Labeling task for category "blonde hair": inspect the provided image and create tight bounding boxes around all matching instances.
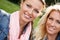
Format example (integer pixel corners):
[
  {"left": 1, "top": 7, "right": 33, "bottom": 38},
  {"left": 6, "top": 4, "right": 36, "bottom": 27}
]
[
  {"left": 21, "top": 0, "right": 46, "bottom": 8},
  {"left": 33, "top": 4, "right": 60, "bottom": 40},
  {"left": 20, "top": 0, "right": 46, "bottom": 17}
]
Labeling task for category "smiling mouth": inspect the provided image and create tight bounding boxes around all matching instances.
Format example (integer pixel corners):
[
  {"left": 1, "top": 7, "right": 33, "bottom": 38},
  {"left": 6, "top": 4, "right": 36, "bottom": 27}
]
[
  {"left": 24, "top": 13, "right": 31, "bottom": 19},
  {"left": 48, "top": 27, "right": 55, "bottom": 31}
]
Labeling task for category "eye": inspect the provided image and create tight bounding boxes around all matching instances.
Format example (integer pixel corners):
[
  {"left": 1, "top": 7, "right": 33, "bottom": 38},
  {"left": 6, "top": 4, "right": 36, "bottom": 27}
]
[
  {"left": 48, "top": 17, "right": 53, "bottom": 20},
  {"left": 34, "top": 9, "right": 39, "bottom": 13},
  {"left": 56, "top": 20, "right": 60, "bottom": 24},
  {"left": 26, "top": 4, "right": 31, "bottom": 8}
]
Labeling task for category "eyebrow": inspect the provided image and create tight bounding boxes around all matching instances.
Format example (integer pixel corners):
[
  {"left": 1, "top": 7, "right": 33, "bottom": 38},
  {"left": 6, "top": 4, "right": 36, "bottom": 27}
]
[{"left": 39, "top": 0, "right": 44, "bottom": 5}]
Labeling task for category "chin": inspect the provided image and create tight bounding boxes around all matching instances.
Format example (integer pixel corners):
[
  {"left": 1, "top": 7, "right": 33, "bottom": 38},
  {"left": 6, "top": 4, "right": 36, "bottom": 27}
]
[
  {"left": 48, "top": 32, "right": 54, "bottom": 35},
  {"left": 22, "top": 17, "right": 31, "bottom": 22},
  {"left": 47, "top": 31, "right": 55, "bottom": 35}
]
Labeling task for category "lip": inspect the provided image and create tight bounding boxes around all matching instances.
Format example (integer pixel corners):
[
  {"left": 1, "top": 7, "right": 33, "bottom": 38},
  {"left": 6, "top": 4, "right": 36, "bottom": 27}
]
[
  {"left": 48, "top": 27, "right": 55, "bottom": 31},
  {"left": 24, "top": 13, "right": 31, "bottom": 19}
]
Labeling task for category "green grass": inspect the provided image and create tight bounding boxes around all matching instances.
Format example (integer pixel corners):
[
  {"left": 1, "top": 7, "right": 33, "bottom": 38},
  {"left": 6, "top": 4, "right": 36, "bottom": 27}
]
[
  {"left": 0, "top": 0, "right": 19, "bottom": 13},
  {"left": 33, "top": 17, "right": 40, "bottom": 28}
]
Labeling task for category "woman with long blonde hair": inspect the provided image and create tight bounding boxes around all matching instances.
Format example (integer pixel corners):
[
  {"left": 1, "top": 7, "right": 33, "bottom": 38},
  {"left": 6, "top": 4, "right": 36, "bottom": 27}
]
[{"left": 33, "top": 4, "right": 60, "bottom": 40}]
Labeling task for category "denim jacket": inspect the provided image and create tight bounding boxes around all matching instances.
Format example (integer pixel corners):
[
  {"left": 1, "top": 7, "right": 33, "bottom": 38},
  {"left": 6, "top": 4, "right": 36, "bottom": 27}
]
[
  {"left": 0, "top": 9, "right": 10, "bottom": 40},
  {"left": 45, "top": 33, "right": 60, "bottom": 40}
]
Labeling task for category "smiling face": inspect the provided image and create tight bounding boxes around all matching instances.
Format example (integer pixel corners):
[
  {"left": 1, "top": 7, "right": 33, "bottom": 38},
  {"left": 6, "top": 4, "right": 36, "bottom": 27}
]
[
  {"left": 46, "top": 10, "right": 60, "bottom": 35},
  {"left": 20, "top": 0, "right": 44, "bottom": 23}
]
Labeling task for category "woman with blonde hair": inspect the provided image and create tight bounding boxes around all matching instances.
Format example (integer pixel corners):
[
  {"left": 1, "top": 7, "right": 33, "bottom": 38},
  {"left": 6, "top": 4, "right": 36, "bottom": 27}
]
[
  {"left": 33, "top": 4, "right": 60, "bottom": 40},
  {"left": 9, "top": 0, "right": 46, "bottom": 40}
]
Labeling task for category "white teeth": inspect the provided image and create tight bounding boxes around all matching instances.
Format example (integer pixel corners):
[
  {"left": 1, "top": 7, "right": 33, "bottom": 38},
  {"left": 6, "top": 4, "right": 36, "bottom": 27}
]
[
  {"left": 24, "top": 14, "right": 30, "bottom": 19},
  {"left": 50, "top": 28, "right": 53, "bottom": 30},
  {"left": 49, "top": 28, "right": 54, "bottom": 31}
]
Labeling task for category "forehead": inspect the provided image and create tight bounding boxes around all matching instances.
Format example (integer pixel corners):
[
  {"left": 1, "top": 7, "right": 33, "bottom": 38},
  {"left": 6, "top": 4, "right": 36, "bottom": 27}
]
[
  {"left": 49, "top": 10, "right": 60, "bottom": 20},
  {"left": 25, "top": 0, "right": 43, "bottom": 10}
]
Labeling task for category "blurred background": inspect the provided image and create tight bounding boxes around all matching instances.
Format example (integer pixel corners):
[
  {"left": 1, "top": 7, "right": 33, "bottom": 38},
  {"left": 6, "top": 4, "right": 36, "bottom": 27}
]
[
  {"left": 0, "top": 0, "right": 60, "bottom": 27},
  {"left": 0, "top": 0, "right": 60, "bottom": 13}
]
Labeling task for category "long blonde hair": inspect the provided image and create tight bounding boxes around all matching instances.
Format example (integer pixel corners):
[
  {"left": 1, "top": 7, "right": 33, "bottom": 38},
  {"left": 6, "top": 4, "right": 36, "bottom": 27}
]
[{"left": 33, "top": 4, "right": 60, "bottom": 40}]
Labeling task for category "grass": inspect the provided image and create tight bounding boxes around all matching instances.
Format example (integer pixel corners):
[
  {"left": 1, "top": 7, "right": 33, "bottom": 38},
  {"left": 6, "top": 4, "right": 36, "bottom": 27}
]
[
  {"left": 0, "top": 0, "right": 19, "bottom": 13},
  {"left": 33, "top": 17, "right": 40, "bottom": 28}
]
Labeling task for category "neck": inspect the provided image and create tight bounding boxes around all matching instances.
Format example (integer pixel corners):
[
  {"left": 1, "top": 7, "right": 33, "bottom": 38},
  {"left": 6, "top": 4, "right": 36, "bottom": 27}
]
[
  {"left": 19, "top": 11, "right": 28, "bottom": 38},
  {"left": 47, "top": 33, "right": 57, "bottom": 40},
  {"left": 20, "top": 18, "right": 27, "bottom": 28}
]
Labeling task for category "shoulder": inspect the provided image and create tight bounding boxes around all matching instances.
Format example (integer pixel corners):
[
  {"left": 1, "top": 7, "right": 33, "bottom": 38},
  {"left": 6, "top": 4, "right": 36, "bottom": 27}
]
[
  {"left": 10, "top": 11, "right": 19, "bottom": 21},
  {"left": 0, "top": 9, "right": 10, "bottom": 21},
  {"left": 0, "top": 9, "right": 10, "bottom": 26},
  {"left": 0, "top": 9, "right": 10, "bottom": 16},
  {"left": 57, "top": 33, "right": 60, "bottom": 40},
  {"left": 11, "top": 11, "right": 19, "bottom": 16},
  {"left": 0, "top": 9, "right": 10, "bottom": 40}
]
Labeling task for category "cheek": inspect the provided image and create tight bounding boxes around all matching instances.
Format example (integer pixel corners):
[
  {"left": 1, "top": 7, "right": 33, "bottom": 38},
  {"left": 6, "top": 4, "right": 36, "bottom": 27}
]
[
  {"left": 46, "top": 22, "right": 48, "bottom": 29},
  {"left": 46, "top": 19, "right": 52, "bottom": 26},
  {"left": 22, "top": 4, "right": 28, "bottom": 11},
  {"left": 33, "top": 13, "right": 41, "bottom": 18},
  {"left": 22, "top": 7, "right": 27, "bottom": 11},
  {"left": 46, "top": 20, "right": 50, "bottom": 26},
  {"left": 32, "top": 14, "right": 36, "bottom": 20},
  {"left": 32, "top": 14, "right": 38, "bottom": 19},
  {"left": 46, "top": 20, "right": 51, "bottom": 29},
  {"left": 56, "top": 25, "right": 60, "bottom": 32}
]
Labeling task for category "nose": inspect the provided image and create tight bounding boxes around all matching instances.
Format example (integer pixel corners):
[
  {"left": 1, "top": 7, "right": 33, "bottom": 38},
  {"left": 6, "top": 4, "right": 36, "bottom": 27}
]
[
  {"left": 51, "top": 21, "right": 55, "bottom": 27},
  {"left": 29, "top": 8, "right": 33, "bottom": 15}
]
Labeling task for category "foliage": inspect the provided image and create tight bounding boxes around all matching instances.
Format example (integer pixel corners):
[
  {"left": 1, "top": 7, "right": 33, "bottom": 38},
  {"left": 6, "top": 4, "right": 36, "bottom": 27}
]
[
  {"left": 8, "top": 0, "right": 21, "bottom": 5},
  {"left": 45, "top": 0, "right": 60, "bottom": 6}
]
